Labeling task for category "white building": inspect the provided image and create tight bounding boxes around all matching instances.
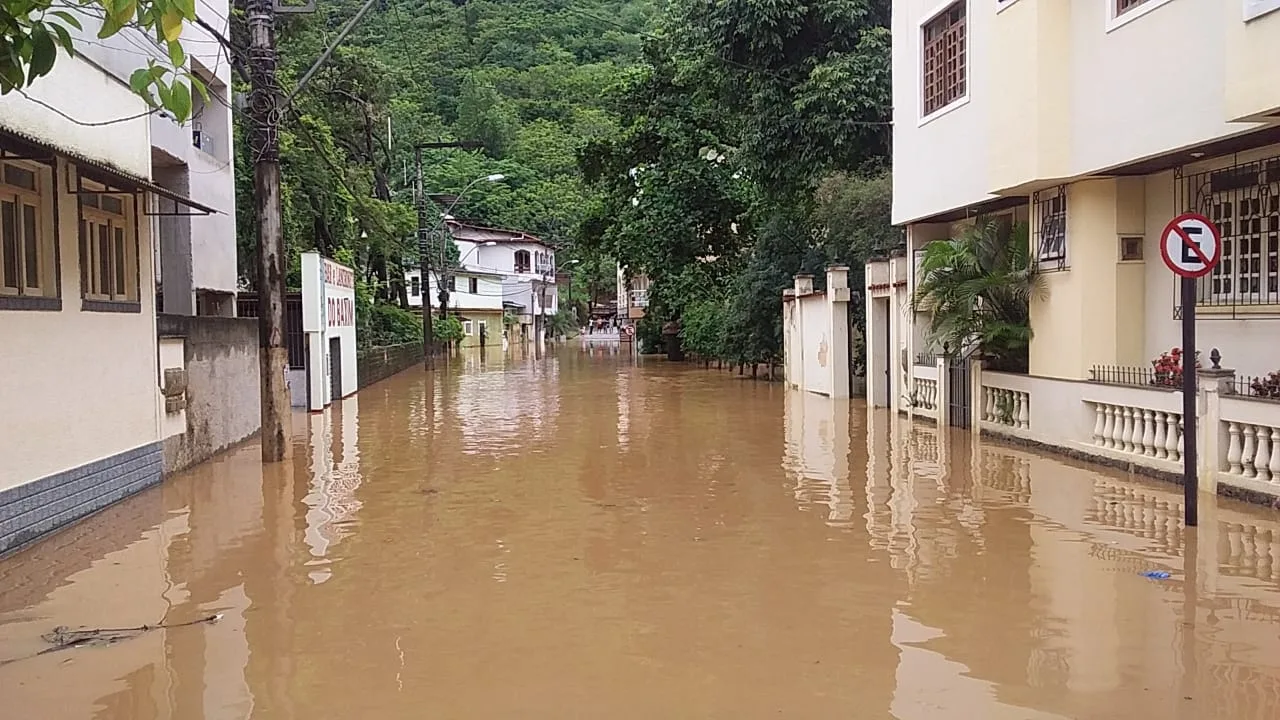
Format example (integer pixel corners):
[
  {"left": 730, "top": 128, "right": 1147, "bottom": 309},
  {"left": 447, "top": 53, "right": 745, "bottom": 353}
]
[
  {"left": 72, "top": 1, "right": 237, "bottom": 316},
  {"left": 874, "top": 0, "right": 1280, "bottom": 502},
  {"left": 405, "top": 221, "right": 558, "bottom": 344},
  {"left": 0, "top": 12, "right": 226, "bottom": 554}
]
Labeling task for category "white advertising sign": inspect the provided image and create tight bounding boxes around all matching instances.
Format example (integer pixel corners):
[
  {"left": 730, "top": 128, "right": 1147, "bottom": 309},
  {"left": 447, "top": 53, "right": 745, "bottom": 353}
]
[{"left": 301, "top": 252, "right": 359, "bottom": 411}]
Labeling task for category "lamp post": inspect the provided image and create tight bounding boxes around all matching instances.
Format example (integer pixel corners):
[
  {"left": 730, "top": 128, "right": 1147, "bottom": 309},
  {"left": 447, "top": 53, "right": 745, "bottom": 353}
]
[
  {"left": 437, "top": 174, "right": 505, "bottom": 321},
  {"left": 565, "top": 258, "right": 580, "bottom": 327}
]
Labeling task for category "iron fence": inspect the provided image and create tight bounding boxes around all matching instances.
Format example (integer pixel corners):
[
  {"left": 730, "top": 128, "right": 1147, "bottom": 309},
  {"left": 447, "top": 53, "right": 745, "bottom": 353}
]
[
  {"left": 1230, "top": 374, "right": 1280, "bottom": 401},
  {"left": 1088, "top": 364, "right": 1171, "bottom": 388},
  {"left": 236, "top": 292, "right": 306, "bottom": 369},
  {"left": 915, "top": 352, "right": 941, "bottom": 366}
]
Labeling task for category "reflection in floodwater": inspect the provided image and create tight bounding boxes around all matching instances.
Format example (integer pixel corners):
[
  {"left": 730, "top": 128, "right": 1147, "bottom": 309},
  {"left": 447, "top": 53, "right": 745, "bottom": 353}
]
[{"left": 3, "top": 349, "right": 1280, "bottom": 717}]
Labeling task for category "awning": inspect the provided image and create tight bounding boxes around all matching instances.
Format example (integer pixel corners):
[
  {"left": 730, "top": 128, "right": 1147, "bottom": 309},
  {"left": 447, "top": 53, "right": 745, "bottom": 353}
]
[{"left": 0, "top": 125, "right": 220, "bottom": 216}]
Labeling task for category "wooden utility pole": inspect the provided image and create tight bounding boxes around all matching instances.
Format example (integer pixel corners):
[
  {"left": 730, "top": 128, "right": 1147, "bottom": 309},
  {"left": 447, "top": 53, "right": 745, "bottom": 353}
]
[{"left": 249, "top": 0, "right": 291, "bottom": 461}]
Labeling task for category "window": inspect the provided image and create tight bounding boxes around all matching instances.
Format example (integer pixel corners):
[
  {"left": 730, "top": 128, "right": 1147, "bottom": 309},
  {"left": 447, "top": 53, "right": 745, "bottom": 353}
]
[
  {"left": 463, "top": 320, "right": 474, "bottom": 335},
  {"left": 469, "top": 277, "right": 478, "bottom": 294},
  {"left": 1115, "top": 0, "right": 1150, "bottom": 16},
  {"left": 514, "top": 249, "right": 531, "bottom": 273},
  {"left": 1033, "top": 186, "right": 1068, "bottom": 269},
  {"left": 78, "top": 183, "right": 138, "bottom": 306},
  {"left": 1245, "top": 0, "right": 1280, "bottom": 22},
  {"left": 478, "top": 320, "right": 487, "bottom": 336},
  {"left": 1120, "top": 236, "right": 1144, "bottom": 262},
  {"left": 1178, "top": 155, "right": 1280, "bottom": 309},
  {"left": 922, "top": 2, "right": 966, "bottom": 117},
  {"left": 411, "top": 276, "right": 420, "bottom": 297},
  {"left": 0, "top": 160, "right": 57, "bottom": 307},
  {"left": 453, "top": 275, "right": 462, "bottom": 292}
]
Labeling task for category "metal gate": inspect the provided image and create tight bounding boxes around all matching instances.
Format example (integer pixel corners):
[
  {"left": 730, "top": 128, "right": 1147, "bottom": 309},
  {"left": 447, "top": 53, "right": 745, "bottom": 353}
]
[{"left": 948, "top": 356, "right": 972, "bottom": 428}]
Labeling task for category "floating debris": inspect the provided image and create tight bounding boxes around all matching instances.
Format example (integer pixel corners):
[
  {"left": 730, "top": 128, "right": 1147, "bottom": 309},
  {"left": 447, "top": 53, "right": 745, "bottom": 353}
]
[{"left": 1141, "top": 571, "right": 1172, "bottom": 580}]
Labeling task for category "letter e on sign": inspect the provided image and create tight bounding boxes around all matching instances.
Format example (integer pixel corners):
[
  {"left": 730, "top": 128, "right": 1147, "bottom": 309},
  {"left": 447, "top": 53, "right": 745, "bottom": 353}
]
[{"left": 1160, "top": 213, "right": 1222, "bottom": 279}]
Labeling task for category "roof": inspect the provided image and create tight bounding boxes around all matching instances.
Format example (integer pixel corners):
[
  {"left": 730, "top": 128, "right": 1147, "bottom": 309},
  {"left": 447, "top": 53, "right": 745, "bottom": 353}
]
[
  {"left": 0, "top": 124, "right": 219, "bottom": 215},
  {"left": 446, "top": 220, "right": 554, "bottom": 248}
]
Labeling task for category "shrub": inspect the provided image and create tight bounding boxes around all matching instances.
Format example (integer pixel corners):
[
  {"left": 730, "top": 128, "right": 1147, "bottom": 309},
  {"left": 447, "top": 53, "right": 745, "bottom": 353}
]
[
  {"left": 1251, "top": 371, "right": 1280, "bottom": 399},
  {"left": 1150, "top": 347, "right": 1200, "bottom": 388}
]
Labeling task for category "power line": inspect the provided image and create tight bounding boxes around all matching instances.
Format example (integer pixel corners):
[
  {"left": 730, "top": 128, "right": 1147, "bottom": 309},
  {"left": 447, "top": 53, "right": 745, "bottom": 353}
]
[{"left": 16, "top": 89, "right": 158, "bottom": 126}]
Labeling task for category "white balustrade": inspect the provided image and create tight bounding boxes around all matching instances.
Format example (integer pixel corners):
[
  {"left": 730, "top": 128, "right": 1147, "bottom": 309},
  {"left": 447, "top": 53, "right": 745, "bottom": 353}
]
[
  {"left": 980, "top": 386, "right": 1030, "bottom": 430},
  {"left": 1223, "top": 421, "right": 1280, "bottom": 485},
  {"left": 1090, "top": 402, "right": 1182, "bottom": 461},
  {"left": 912, "top": 377, "right": 939, "bottom": 411}
]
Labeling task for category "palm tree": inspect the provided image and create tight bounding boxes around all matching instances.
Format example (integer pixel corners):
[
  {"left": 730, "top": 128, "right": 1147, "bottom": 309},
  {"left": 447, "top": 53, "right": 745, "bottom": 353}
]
[{"left": 913, "top": 218, "right": 1041, "bottom": 372}]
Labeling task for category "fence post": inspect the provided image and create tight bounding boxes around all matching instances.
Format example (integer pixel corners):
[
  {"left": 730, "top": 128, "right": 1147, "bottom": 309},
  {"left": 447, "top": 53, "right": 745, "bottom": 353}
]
[
  {"left": 1198, "top": 352, "right": 1235, "bottom": 495},
  {"left": 970, "top": 358, "right": 984, "bottom": 432},
  {"left": 936, "top": 357, "right": 949, "bottom": 426}
]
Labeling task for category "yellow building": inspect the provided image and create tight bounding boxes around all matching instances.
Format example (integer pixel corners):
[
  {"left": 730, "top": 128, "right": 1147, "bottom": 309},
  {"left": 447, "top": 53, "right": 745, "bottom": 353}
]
[{"left": 874, "top": 0, "right": 1280, "bottom": 501}]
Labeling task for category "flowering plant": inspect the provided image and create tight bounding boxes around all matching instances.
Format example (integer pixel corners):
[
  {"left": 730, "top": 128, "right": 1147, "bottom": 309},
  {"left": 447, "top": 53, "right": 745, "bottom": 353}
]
[
  {"left": 1151, "top": 347, "right": 1200, "bottom": 388},
  {"left": 1251, "top": 371, "right": 1280, "bottom": 399}
]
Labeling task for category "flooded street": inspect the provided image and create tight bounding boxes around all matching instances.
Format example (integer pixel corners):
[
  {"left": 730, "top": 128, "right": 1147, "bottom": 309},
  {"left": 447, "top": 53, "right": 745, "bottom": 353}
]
[{"left": 4, "top": 347, "right": 1280, "bottom": 718}]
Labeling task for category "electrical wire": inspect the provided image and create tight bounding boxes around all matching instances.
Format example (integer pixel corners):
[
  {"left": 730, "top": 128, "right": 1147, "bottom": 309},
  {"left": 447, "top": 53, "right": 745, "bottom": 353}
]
[{"left": 16, "top": 88, "right": 159, "bottom": 126}]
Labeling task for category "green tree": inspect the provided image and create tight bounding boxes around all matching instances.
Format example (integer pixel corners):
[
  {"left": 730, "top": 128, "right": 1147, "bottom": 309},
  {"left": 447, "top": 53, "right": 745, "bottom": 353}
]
[
  {"left": 913, "top": 220, "right": 1042, "bottom": 373},
  {"left": 2, "top": 0, "right": 208, "bottom": 121}
]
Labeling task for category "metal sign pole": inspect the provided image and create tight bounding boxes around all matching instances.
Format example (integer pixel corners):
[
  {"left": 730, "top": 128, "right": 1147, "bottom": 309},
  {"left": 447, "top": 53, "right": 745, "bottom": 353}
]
[
  {"left": 1181, "top": 276, "right": 1198, "bottom": 527},
  {"left": 1162, "top": 212, "right": 1220, "bottom": 529}
]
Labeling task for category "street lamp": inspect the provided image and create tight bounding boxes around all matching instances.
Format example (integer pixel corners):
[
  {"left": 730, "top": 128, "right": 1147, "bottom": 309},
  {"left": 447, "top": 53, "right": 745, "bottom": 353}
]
[
  {"left": 435, "top": 174, "right": 506, "bottom": 321},
  {"left": 564, "top": 258, "right": 581, "bottom": 326}
]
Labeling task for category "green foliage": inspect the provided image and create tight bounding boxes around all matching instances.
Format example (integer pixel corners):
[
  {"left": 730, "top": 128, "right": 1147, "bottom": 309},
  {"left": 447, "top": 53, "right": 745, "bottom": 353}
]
[
  {"left": 237, "top": 0, "right": 647, "bottom": 308},
  {"left": 364, "top": 302, "right": 424, "bottom": 348},
  {"left": 547, "top": 309, "right": 578, "bottom": 338},
  {"left": 580, "top": 0, "right": 893, "bottom": 368},
  {"left": 1, "top": 0, "right": 205, "bottom": 121},
  {"left": 913, "top": 219, "right": 1041, "bottom": 373},
  {"left": 433, "top": 315, "right": 465, "bottom": 345}
]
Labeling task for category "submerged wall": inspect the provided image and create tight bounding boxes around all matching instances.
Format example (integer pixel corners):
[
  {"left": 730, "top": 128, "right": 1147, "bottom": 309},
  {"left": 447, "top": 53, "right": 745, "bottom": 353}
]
[
  {"left": 157, "top": 314, "right": 260, "bottom": 473},
  {"left": 357, "top": 343, "right": 422, "bottom": 389}
]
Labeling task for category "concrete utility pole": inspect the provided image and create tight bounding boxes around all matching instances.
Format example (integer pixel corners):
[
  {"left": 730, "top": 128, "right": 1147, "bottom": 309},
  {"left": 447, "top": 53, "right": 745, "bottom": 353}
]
[
  {"left": 414, "top": 142, "right": 484, "bottom": 366},
  {"left": 248, "top": 0, "right": 291, "bottom": 462},
  {"left": 414, "top": 147, "right": 435, "bottom": 369}
]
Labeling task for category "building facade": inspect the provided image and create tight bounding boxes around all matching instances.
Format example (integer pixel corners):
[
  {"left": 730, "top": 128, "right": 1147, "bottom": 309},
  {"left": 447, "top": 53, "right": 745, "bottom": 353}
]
[
  {"left": 878, "top": 0, "right": 1280, "bottom": 502},
  {"left": 406, "top": 221, "right": 559, "bottom": 345},
  {"left": 616, "top": 264, "right": 648, "bottom": 339},
  {"left": 0, "top": 16, "right": 220, "bottom": 554}
]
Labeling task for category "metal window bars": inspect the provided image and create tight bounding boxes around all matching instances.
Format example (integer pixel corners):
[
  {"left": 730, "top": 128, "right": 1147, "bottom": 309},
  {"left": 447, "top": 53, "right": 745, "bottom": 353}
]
[
  {"left": 1033, "top": 186, "right": 1068, "bottom": 271},
  {"left": 1173, "top": 157, "right": 1280, "bottom": 319}
]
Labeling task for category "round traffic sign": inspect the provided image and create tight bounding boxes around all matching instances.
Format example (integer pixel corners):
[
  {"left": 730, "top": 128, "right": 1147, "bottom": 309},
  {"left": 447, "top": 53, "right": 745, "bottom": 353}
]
[
  {"left": 1160, "top": 213, "right": 1221, "bottom": 278},
  {"left": 624, "top": 324, "right": 635, "bottom": 336}
]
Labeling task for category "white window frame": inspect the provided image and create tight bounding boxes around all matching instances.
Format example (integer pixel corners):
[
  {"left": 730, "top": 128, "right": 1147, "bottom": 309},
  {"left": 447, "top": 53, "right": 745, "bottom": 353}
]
[
  {"left": 1245, "top": 0, "right": 1280, "bottom": 22},
  {"left": 463, "top": 320, "right": 474, "bottom": 336},
  {"left": 78, "top": 183, "right": 138, "bottom": 305},
  {"left": 1106, "top": 0, "right": 1177, "bottom": 33},
  {"left": 478, "top": 320, "right": 487, "bottom": 336},
  {"left": 918, "top": 0, "right": 969, "bottom": 126},
  {"left": 410, "top": 275, "right": 420, "bottom": 297},
  {"left": 0, "top": 159, "right": 57, "bottom": 302}
]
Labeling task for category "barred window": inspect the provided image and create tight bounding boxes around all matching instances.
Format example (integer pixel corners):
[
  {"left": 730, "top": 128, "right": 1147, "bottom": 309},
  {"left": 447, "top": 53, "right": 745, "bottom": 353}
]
[
  {"left": 922, "top": 3, "right": 966, "bottom": 117},
  {"left": 1116, "top": 0, "right": 1151, "bottom": 16},
  {"left": 1034, "top": 187, "right": 1068, "bottom": 269}
]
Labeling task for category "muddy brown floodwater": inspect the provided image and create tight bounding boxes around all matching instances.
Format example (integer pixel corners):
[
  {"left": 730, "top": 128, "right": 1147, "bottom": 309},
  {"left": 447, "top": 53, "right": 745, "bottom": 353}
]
[{"left": 4, "top": 347, "right": 1280, "bottom": 718}]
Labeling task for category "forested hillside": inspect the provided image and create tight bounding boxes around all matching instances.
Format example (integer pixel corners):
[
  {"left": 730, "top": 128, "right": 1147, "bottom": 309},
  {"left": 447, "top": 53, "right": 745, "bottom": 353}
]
[
  {"left": 234, "top": 0, "right": 899, "bottom": 359},
  {"left": 234, "top": 0, "right": 654, "bottom": 338}
]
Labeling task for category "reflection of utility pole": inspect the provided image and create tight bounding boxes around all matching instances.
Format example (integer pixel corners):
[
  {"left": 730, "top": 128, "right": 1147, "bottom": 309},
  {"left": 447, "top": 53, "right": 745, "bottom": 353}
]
[{"left": 248, "top": 0, "right": 290, "bottom": 462}]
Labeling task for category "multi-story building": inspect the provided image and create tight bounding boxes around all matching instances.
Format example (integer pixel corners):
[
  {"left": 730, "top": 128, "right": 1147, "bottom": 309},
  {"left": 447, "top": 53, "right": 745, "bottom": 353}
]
[
  {"left": 616, "top": 264, "right": 649, "bottom": 338},
  {"left": 0, "top": 11, "right": 229, "bottom": 554},
  {"left": 870, "top": 0, "right": 1280, "bottom": 500},
  {"left": 406, "top": 221, "right": 558, "bottom": 345}
]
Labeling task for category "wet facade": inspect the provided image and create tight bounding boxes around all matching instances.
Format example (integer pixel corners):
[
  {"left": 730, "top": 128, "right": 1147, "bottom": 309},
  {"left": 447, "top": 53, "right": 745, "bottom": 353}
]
[{"left": 3, "top": 349, "right": 1280, "bottom": 717}]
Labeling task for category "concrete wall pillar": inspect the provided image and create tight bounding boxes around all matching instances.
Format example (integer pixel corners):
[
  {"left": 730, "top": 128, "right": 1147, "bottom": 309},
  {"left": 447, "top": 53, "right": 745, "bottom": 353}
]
[
  {"left": 156, "top": 165, "right": 194, "bottom": 316},
  {"left": 1198, "top": 361, "right": 1235, "bottom": 495},
  {"left": 827, "top": 266, "right": 851, "bottom": 399}
]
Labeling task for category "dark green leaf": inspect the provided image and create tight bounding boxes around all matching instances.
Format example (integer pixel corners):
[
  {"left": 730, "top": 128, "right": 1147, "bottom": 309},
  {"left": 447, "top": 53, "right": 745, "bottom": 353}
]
[{"left": 28, "top": 26, "right": 55, "bottom": 80}]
